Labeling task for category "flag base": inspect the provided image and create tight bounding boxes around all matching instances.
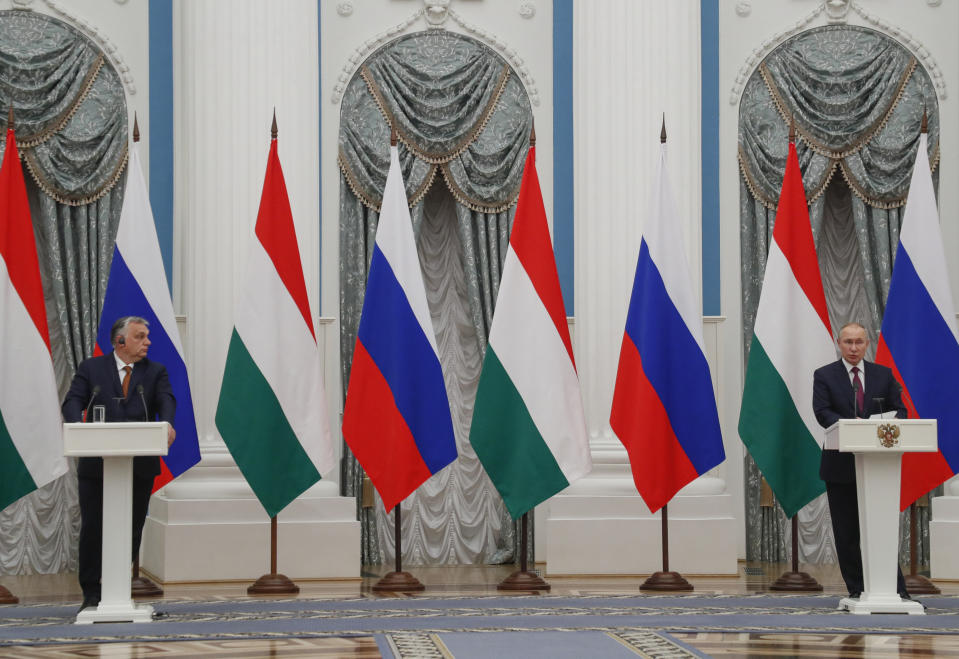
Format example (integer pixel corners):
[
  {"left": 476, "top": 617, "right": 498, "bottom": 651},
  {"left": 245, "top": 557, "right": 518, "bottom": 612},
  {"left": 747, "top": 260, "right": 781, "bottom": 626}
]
[
  {"left": 371, "top": 571, "right": 425, "bottom": 592},
  {"left": 769, "top": 570, "right": 823, "bottom": 591},
  {"left": 905, "top": 573, "right": 941, "bottom": 594},
  {"left": 0, "top": 585, "right": 17, "bottom": 604},
  {"left": 497, "top": 570, "right": 551, "bottom": 591},
  {"left": 640, "top": 571, "right": 693, "bottom": 591},
  {"left": 131, "top": 575, "right": 163, "bottom": 598},
  {"left": 247, "top": 573, "right": 300, "bottom": 595}
]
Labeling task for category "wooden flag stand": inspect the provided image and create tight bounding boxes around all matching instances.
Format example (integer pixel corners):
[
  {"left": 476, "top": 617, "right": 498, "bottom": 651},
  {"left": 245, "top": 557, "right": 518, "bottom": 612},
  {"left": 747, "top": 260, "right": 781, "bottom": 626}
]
[
  {"left": 769, "top": 516, "right": 823, "bottom": 591},
  {"left": 372, "top": 504, "right": 425, "bottom": 592},
  {"left": 641, "top": 504, "right": 693, "bottom": 591},
  {"left": 904, "top": 501, "right": 940, "bottom": 594},
  {"left": 131, "top": 557, "right": 163, "bottom": 598},
  {"left": 248, "top": 516, "right": 300, "bottom": 595},
  {"left": 498, "top": 512, "right": 550, "bottom": 591},
  {"left": 0, "top": 584, "right": 17, "bottom": 604}
]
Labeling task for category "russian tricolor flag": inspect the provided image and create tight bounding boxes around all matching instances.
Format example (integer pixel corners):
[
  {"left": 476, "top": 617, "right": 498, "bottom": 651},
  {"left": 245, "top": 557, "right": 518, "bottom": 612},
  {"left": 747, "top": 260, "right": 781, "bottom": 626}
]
[
  {"left": 95, "top": 140, "right": 201, "bottom": 491},
  {"left": 876, "top": 129, "right": 959, "bottom": 510},
  {"left": 342, "top": 142, "right": 457, "bottom": 513},
  {"left": 610, "top": 137, "right": 725, "bottom": 513}
]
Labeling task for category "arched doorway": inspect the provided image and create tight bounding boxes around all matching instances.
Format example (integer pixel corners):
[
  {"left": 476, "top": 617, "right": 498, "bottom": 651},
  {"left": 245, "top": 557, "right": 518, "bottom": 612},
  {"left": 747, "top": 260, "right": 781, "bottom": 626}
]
[
  {"left": 337, "top": 30, "right": 533, "bottom": 565},
  {"left": 738, "top": 24, "right": 940, "bottom": 566}
]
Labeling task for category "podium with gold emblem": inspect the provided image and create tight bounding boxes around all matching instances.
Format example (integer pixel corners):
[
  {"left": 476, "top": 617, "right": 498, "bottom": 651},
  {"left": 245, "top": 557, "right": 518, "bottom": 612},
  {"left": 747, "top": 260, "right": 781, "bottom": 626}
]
[{"left": 825, "top": 418, "right": 937, "bottom": 615}]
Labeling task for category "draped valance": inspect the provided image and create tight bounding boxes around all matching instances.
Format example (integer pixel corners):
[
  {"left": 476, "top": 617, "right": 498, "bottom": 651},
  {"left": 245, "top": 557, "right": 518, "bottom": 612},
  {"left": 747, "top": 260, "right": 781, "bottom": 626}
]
[
  {"left": 0, "top": 10, "right": 128, "bottom": 206},
  {"left": 739, "top": 25, "right": 939, "bottom": 211},
  {"left": 338, "top": 31, "right": 532, "bottom": 214}
]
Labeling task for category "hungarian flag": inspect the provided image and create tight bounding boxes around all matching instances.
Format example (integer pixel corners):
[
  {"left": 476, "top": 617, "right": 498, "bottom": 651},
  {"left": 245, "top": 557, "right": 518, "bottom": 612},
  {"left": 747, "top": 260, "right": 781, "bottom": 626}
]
[
  {"left": 469, "top": 145, "right": 591, "bottom": 519},
  {"left": 95, "top": 138, "right": 201, "bottom": 492},
  {"left": 610, "top": 139, "right": 725, "bottom": 513},
  {"left": 0, "top": 123, "right": 68, "bottom": 511},
  {"left": 342, "top": 141, "right": 457, "bottom": 513},
  {"left": 738, "top": 139, "right": 833, "bottom": 518},
  {"left": 215, "top": 127, "right": 334, "bottom": 518},
  {"left": 876, "top": 130, "right": 959, "bottom": 510}
]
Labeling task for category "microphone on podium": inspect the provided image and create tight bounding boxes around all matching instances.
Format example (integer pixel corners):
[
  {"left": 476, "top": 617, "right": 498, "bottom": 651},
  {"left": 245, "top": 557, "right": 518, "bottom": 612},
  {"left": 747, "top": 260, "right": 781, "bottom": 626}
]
[{"left": 84, "top": 385, "right": 101, "bottom": 422}]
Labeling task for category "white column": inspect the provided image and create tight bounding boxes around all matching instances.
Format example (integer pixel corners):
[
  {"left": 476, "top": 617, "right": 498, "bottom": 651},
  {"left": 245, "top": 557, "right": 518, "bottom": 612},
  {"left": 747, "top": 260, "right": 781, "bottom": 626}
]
[
  {"left": 546, "top": 0, "right": 735, "bottom": 575},
  {"left": 931, "top": 475, "right": 959, "bottom": 578},
  {"left": 142, "top": 0, "right": 359, "bottom": 582}
]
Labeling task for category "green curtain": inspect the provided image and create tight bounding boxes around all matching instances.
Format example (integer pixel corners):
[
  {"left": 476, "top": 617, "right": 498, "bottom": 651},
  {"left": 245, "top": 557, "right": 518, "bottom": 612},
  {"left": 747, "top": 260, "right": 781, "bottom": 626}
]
[{"left": 739, "top": 25, "right": 938, "bottom": 566}]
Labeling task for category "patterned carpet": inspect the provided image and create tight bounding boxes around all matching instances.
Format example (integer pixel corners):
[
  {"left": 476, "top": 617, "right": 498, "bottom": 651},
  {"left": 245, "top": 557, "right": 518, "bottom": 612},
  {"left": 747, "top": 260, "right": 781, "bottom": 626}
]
[{"left": 3, "top": 593, "right": 958, "bottom": 653}]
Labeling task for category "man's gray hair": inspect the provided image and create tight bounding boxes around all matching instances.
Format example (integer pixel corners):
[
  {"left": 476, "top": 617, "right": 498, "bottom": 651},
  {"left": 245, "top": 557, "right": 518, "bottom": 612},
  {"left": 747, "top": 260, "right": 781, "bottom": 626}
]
[
  {"left": 111, "top": 316, "right": 150, "bottom": 345},
  {"left": 838, "top": 321, "right": 868, "bottom": 336}
]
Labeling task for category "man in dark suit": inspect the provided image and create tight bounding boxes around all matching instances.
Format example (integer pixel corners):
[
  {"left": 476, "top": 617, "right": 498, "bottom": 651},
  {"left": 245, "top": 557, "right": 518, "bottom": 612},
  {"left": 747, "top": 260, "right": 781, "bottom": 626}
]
[
  {"left": 813, "top": 321, "right": 907, "bottom": 599},
  {"left": 62, "top": 316, "right": 176, "bottom": 611}
]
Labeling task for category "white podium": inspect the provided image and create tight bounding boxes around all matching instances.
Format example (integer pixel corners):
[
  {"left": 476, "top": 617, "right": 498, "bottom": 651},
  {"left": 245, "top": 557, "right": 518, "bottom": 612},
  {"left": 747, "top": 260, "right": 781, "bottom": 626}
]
[
  {"left": 824, "top": 418, "right": 937, "bottom": 615},
  {"left": 64, "top": 422, "right": 169, "bottom": 624}
]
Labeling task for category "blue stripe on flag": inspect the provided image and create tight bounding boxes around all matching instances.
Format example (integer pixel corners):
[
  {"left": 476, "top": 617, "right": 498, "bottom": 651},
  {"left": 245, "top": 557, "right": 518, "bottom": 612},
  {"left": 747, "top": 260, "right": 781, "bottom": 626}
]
[
  {"left": 623, "top": 241, "right": 724, "bottom": 475},
  {"left": 357, "top": 245, "right": 456, "bottom": 474},
  {"left": 98, "top": 249, "right": 201, "bottom": 477},
  {"left": 881, "top": 247, "right": 959, "bottom": 472}
]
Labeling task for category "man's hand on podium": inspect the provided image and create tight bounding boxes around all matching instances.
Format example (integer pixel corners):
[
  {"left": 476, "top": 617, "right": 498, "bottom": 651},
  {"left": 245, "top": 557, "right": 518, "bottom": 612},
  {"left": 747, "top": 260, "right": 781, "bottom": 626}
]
[{"left": 167, "top": 426, "right": 176, "bottom": 447}]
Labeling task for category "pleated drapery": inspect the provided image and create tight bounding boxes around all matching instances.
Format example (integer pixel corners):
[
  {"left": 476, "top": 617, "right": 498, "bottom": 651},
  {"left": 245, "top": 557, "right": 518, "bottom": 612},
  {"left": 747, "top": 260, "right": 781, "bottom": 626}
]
[
  {"left": 338, "top": 31, "right": 533, "bottom": 566},
  {"left": 739, "top": 25, "right": 938, "bottom": 566},
  {"left": 0, "top": 10, "right": 128, "bottom": 575}
]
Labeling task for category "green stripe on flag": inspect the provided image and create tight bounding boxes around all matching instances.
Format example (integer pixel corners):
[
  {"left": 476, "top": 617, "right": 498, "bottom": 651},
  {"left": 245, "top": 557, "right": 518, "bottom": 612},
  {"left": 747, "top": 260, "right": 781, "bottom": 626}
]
[
  {"left": 0, "top": 410, "right": 38, "bottom": 511},
  {"left": 216, "top": 330, "right": 320, "bottom": 518},
  {"left": 739, "top": 338, "right": 825, "bottom": 518},
  {"left": 470, "top": 347, "right": 569, "bottom": 518}
]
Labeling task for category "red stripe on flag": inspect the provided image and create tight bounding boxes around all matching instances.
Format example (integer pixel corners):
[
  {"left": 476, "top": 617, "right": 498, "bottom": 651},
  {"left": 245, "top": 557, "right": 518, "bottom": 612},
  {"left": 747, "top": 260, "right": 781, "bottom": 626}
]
[
  {"left": 254, "top": 139, "right": 315, "bottom": 339},
  {"left": 877, "top": 336, "right": 955, "bottom": 509},
  {"left": 153, "top": 459, "right": 174, "bottom": 493},
  {"left": 610, "top": 333, "right": 699, "bottom": 513},
  {"left": 773, "top": 142, "right": 831, "bottom": 335},
  {"left": 343, "top": 341, "right": 432, "bottom": 512},
  {"left": 508, "top": 147, "right": 575, "bottom": 366},
  {"left": 0, "top": 128, "right": 51, "bottom": 352}
]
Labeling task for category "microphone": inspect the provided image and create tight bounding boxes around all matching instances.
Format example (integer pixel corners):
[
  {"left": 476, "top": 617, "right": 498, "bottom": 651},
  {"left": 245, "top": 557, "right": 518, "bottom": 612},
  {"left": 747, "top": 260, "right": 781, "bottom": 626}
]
[
  {"left": 873, "top": 397, "right": 886, "bottom": 416},
  {"left": 137, "top": 384, "right": 149, "bottom": 422},
  {"left": 118, "top": 335, "right": 126, "bottom": 346},
  {"left": 84, "top": 385, "right": 101, "bottom": 422}
]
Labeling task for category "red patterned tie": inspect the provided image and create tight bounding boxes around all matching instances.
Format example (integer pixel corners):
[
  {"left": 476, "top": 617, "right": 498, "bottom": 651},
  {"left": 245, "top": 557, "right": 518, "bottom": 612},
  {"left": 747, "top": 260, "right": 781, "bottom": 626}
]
[
  {"left": 122, "top": 365, "right": 132, "bottom": 398},
  {"left": 852, "top": 366, "right": 864, "bottom": 417}
]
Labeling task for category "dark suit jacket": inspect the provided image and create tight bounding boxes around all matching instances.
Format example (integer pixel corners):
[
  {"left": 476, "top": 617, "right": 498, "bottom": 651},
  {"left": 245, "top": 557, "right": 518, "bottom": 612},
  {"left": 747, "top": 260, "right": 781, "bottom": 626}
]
[
  {"left": 62, "top": 353, "right": 176, "bottom": 480},
  {"left": 813, "top": 359, "right": 906, "bottom": 483}
]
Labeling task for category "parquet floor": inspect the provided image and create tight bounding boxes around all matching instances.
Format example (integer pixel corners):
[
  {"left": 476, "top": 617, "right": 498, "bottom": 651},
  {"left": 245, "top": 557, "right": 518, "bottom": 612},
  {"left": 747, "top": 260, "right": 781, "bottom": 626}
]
[{"left": 2, "top": 562, "right": 957, "bottom": 657}]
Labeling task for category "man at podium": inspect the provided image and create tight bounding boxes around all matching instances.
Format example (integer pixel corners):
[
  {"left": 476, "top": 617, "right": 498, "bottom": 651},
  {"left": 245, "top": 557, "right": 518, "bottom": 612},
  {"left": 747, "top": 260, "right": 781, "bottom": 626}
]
[
  {"left": 62, "top": 316, "right": 176, "bottom": 612},
  {"left": 813, "top": 322, "right": 908, "bottom": 600}
]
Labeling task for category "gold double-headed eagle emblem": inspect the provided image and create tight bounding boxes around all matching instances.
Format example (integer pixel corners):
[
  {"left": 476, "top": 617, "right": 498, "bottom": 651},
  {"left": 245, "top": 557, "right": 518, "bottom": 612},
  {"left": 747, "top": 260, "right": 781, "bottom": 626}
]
[{"left": 876, "top": 423, "right": 900, "bottom": 448}]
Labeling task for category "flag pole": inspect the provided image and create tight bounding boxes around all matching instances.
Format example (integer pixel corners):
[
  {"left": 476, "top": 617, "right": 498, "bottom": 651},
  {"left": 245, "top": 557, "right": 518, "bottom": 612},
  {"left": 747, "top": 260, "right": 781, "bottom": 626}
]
[
  {"left": 248, "top": 515, "right": 300, "bottom": 594},
  {"left": 246, "top": 112, "right": 301, "bottom": 597},
  {"left": 904, "top": 500, "right": 940, "bottom": 595},
  {"left": 0, "top": 583, "right": 17, "bottom": 604},
  {"left": 498, "top": 511, "right": 550, "bottom": 591},
  {"left": 2, "top": 111, "right": 22, "bottom": 603},
  {"left": 494, "top": 123, "right": 550, "bottom": 592},
  {"left": 125, "top": 112, "right": 164, "bottom": 601},
  {"left": 636, "top": 120, "right": 692, "bottom": 593},
  {"left": 370, "top": 125, "right": 425, "bottom": 594},
  {"left": 372, "top": 499, "right": 425, "bottom": 592},
  {"left": 640, "top": 502, "right": 693, "bottom": 591}
]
